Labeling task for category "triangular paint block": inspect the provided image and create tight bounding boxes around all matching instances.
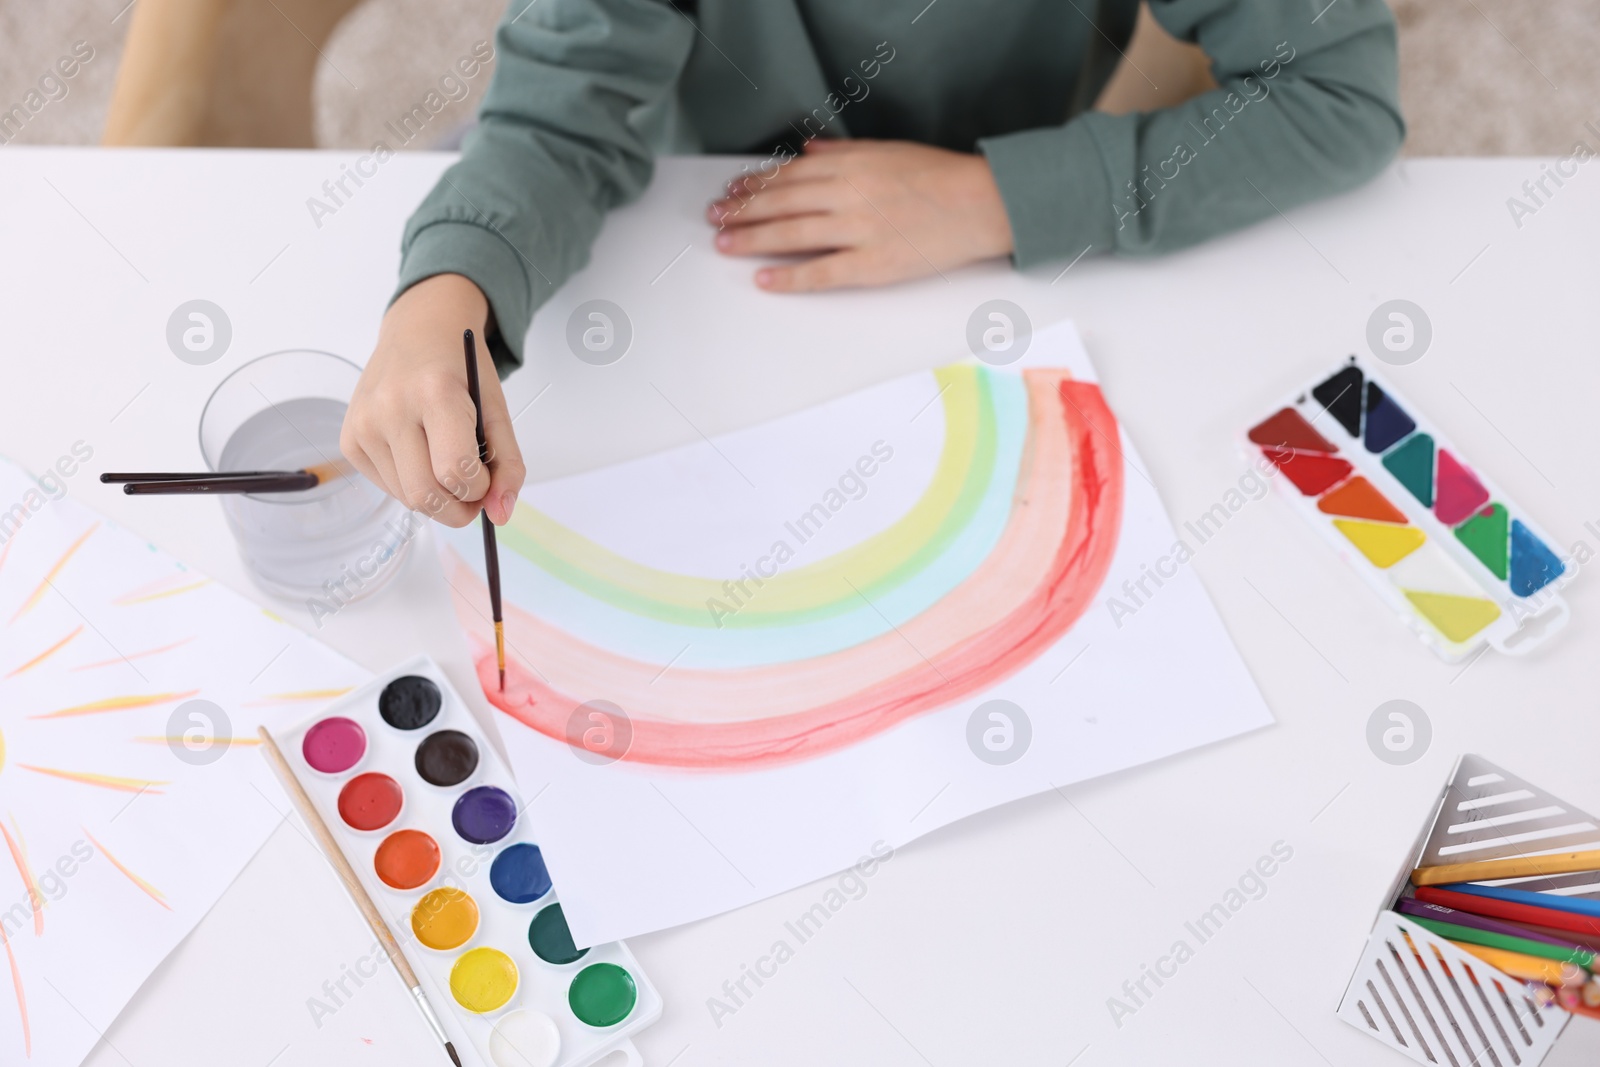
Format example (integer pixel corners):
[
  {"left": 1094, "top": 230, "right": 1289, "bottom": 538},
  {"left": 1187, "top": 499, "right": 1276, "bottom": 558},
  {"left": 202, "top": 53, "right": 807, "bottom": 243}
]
[
  {"left": 1263, "top": 447, "right": 1352, "bottom": 496},
  {"left": 1401, "top": 590, "right": 1501, "bottom": 643},
  {"left": 1248, "top": 407, "right": 1338, "bottom": 452},
  {"left": 1333, "top": 519, "right": 1426, "bottom": 568},
  {"left": 1454, "top": 504, "right": 1509, "bottom": 579},
  {"left": 1382, "top": 433, "right": 1434, "bottom": 508},
  {"left": 1363, "top": 383, "right": 1416, "bottom": 454},
  {"left": 1433, "top": 449, "right": 1490, "bottom": 525},
  {"left": 1312, "top": 365, "right": 1364, "bottom": 438},
  {"left": 1510, "top": 518, "right": 1565, "bottom": 596},
  {"left": 1318, "top": 477, "right": 1407, "bottom": 523}
]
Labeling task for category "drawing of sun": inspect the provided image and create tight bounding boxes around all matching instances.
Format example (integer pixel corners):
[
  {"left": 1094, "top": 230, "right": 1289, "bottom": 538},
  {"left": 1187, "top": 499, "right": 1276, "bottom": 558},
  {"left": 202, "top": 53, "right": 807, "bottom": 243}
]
[{"left": 0, "top": 510, "right": 353, "bottom": 1059}]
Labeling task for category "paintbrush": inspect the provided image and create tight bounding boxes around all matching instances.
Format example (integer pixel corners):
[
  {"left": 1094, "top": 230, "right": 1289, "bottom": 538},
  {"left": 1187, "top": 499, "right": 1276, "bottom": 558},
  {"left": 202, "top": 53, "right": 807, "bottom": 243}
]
[
  {"left": 463, "top": 329, "right": 506, "bottom": 691},
  {"left": 104, "top": 462, "right": 348, "bottom": 495},
  {"left": 256, "top": 726, "right": 463, "bottom": 1067}
]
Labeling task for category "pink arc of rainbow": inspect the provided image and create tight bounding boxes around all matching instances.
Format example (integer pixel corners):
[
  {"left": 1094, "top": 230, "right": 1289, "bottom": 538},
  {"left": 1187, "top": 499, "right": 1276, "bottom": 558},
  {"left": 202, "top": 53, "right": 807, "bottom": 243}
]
[{"left": 463, "top": 375, "right": 1123, "bottom": 769}]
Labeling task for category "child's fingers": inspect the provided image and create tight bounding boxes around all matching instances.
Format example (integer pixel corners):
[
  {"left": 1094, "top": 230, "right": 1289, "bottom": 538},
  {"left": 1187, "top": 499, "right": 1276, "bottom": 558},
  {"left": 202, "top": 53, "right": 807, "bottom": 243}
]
[
  {"left": 725, "top": 154, "right": 836, "bottom": 197},
  {"left": 339, "top": 430, "right": 388, "bottom": 500},
  {"left": 716, "top": 213, "right": 858, "bottom": 256},
  {"left": 801, "top": 137, "right": 876, "bottom": 154},
  {"left": 756, "top": 250, "right": 873, "bottom": 292},
  {"left": 419, "top": 387, "right": 491, "bottom": 504},
  {"left": 390, "top": 428, "right": 478, "bottom": 527},
  {"left": 708, "top": 181, "right": 840, "bottom": 226},
  {"left": 477, "top": 372, "right": 526, "bottom": 526}
]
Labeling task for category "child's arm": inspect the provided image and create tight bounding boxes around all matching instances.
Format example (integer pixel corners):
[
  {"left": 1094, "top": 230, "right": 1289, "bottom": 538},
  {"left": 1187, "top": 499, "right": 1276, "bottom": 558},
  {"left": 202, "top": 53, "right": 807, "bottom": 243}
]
[
  {"left": 344, "top": 0, "right": 694, "bottom": 524},
  {"left": 710, "top": 0, "right": 1403, "bottom": 289}
]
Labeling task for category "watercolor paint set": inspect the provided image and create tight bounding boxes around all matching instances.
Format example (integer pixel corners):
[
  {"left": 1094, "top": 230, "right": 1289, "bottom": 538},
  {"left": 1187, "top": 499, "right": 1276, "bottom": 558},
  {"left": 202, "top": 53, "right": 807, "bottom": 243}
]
[
  {"left": 1339, "top": 754, "right": 1600, "bottom": 1066},
  {"left": 1246, "top": 357, "right": 1570, "bottom": 661},
  {"left": 277, "top": 656, "right": 661, "bottom": 1067}
]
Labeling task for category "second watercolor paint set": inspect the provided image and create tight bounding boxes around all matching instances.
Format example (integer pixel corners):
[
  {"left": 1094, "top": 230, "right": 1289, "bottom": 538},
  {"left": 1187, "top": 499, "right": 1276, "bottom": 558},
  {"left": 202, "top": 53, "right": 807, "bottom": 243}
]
[
  {"left": 1246, "top": 357, "right": 1571, "bottom": 661},
  {"left": 278, "top": 656, "right": 661, "bottom": 1067}
]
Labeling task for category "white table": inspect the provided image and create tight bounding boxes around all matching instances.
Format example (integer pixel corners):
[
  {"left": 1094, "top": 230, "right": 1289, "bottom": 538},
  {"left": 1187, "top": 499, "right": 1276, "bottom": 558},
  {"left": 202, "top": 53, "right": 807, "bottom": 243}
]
[{"left": 2, "top": 147, "right": 1597, "bottom": 1066}]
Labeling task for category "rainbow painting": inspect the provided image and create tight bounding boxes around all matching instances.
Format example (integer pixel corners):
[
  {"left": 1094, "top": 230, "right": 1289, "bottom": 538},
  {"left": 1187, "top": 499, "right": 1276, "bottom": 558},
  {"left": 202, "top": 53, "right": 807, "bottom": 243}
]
[
  {"left": 444, "top": 360, "right": 1123, "bottom": 770},
  {"left": 438, "top": 324, "right": 1273, "bottom": 944}
]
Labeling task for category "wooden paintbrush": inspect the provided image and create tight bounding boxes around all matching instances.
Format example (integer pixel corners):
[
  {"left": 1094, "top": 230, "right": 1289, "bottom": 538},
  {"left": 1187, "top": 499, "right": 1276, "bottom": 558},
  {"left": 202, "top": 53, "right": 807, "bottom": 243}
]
[
  {"left": 256, "top": 726, "right": 462, "bottom": 1067},
  {"left": 463, "top": 329, "right": 506, "bottom": 691}
]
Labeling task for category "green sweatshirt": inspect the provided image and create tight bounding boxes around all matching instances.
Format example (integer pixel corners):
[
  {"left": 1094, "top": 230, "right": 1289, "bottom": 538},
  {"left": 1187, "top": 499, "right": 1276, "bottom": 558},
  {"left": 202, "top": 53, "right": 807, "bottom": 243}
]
[{"left": 396, "top": 0, "right": 1403, "bottom": 372}]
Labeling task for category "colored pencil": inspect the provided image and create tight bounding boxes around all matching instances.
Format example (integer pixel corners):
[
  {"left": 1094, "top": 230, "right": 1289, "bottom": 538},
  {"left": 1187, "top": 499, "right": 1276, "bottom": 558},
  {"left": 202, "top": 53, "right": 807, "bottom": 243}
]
[
  {"left": 257, "top": 727, "right": 462, "bottom": 1066},
  {"left": 1398, "top": 897, "right": 1597, "bottom": 957},
  {"left": 107, "top": 461, "right": 347, "bottom": 495},
  {"left": 1416, "top": 885, "right": 1600, "bottom": 939},
  {"left": 1446, "top": 940, "right": 1587, "bottom": 986},
  {"left": 462, "top": 329, "right": 505, "bottom": 692},
  {"left": 1410, "top": 915, "right": 1597, "bottom": 969},
  {"left": 1413, "top": 849, "right": 1600, "bottom": 887},
  {"left": 1438, "top": 881, "right": 1600, "bottom": 921}
]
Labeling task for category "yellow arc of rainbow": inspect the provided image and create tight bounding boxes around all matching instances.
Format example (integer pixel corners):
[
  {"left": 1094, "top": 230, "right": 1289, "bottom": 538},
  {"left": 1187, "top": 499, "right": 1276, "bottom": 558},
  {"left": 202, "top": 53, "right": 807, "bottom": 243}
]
[{"left": 494, "top": 365, "right": 994, "bottom": 626}]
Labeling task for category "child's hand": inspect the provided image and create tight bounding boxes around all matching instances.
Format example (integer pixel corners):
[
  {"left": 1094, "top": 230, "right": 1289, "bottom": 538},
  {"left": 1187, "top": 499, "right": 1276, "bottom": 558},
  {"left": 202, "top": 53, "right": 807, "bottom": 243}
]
[
  {"left": 341, "top": 273, "right": 526, "bottom": 528},
  {"left": 706, "top": 139, "right": 1014, "bottom": 292}
]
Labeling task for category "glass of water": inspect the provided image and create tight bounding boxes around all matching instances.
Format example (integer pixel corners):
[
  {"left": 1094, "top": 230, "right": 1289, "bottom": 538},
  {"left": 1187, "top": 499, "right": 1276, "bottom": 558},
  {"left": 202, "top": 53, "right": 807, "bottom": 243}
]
[{"left": 198, "top": 350, "right": 416, "bottom": 605}]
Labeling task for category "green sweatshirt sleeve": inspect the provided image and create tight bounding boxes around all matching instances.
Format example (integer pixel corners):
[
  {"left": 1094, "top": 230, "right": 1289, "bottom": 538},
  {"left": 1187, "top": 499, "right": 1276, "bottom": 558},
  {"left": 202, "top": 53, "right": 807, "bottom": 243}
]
[
  {"left": 977, "top": 0, "right": 1404, "bottom": 266},
  {"left": 393, "top": 0, "right": 694, "bottom": 373}
]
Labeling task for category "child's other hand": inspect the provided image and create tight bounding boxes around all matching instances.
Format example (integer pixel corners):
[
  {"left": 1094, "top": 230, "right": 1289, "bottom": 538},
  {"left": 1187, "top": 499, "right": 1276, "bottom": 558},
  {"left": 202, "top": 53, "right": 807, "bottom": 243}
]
[
  {"left": 341, "top": 273, "right": 525, "bottom": 528},
  {"left": 706, "top": 140, "right": 1014, "bottom": 292}
]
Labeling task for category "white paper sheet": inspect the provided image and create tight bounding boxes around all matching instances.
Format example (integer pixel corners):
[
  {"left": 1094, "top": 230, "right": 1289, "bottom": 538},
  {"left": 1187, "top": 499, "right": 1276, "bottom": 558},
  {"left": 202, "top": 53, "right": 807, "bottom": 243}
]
[
  {"left": 439, "top": 322, "right": 1273, "bottom": 945},
  {"left": 0, "top": 459, "right": 367, "bottom": 1066}
]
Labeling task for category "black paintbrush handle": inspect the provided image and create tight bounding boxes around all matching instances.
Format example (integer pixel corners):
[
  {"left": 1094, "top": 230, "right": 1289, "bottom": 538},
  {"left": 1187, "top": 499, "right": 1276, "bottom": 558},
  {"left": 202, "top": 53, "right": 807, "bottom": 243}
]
[
  {"left": 104, "top": 470, "right": 288, "bottom": 483},
  {"left": 123, "top": 473, "right": 320, "bottom": 495},
  {"left": 463, "top": 330, "right": 505, "bottom": 629}
]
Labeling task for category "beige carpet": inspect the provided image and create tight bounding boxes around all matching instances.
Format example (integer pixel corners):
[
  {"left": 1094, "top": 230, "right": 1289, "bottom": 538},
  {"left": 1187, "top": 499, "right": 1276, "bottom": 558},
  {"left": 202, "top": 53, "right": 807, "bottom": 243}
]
[{"left": 1, "top": 0, "right": 1595, "bottom": 155}]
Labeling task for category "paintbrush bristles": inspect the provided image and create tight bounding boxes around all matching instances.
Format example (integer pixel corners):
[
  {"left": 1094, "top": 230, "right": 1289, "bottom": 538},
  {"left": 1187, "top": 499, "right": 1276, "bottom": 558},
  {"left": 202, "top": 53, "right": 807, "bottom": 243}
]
[{"left": 495, "top": 621, "right": 506, "bottom": 691}]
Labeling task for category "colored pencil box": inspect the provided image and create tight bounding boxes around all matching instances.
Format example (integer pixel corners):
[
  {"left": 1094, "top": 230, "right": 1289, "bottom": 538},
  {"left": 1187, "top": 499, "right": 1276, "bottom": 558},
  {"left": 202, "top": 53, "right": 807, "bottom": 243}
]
[
  {"left": 279, "top": 656, "right": 661, "bottom": 1067},
  {"left": 1340, "top": 755, "right": 1600, "bottom": 1066},
  {"left": 1246, "top": 357, "right": 1571, "bottom": 662}
]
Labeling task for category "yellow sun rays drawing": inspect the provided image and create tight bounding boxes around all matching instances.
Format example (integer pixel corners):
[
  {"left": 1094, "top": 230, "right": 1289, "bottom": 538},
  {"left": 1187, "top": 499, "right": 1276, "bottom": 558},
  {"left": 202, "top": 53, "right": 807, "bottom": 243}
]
[
  {"left": 5, "top": 626, "right": 83, "bottom": 678},
  {"left": 81, "top": 830, "right": 171, "bottom": 912},
  {"left": 71, "top": 637, "right": 194, "bottom": 672},
  {"left": 0, "top": 820, "right": 42, "bottom": 936},
  {"left": 112, "top": 576, "right": 210, "bottom": 606},
  {"left": 27, "top": 690, "right": 199, "bottom": 721},
  {"left": 0, "top": 468, "right": 360, "bottom": 1063},
  {"left": 242, "top": 687, "right": 353, "bottom": 707},
  {"left": 7, "top": 523, "right": 97, "bottom": 625}
]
